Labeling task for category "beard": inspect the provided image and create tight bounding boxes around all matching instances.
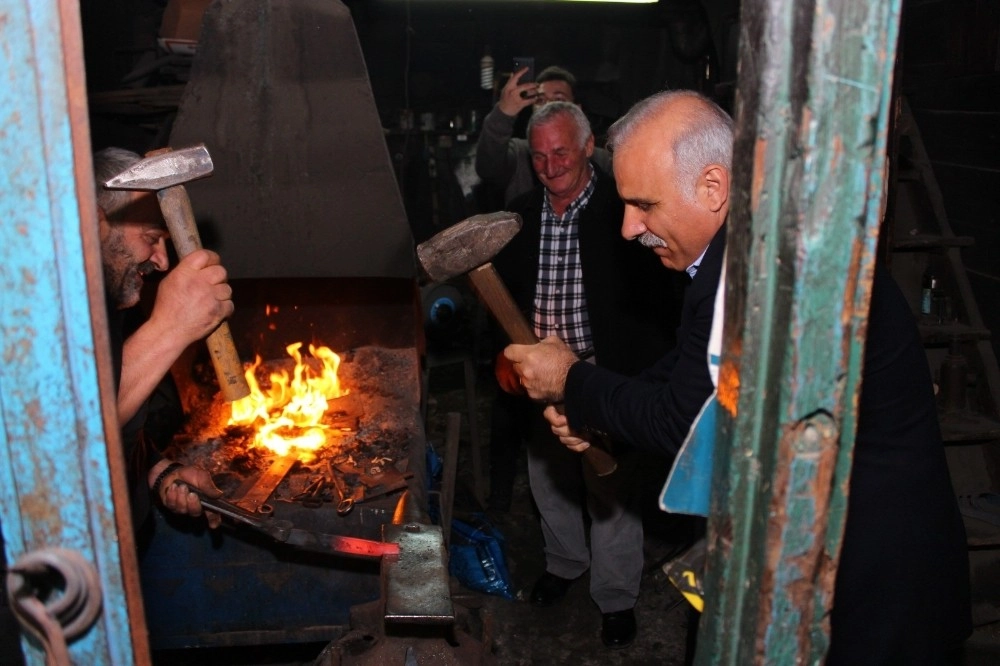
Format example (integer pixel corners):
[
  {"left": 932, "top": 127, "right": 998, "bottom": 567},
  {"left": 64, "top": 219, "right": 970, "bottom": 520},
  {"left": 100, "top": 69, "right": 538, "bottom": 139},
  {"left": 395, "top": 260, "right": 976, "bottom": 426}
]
[
  {"left": 637, "top": 231, "right": 667, "bottom": 249},
  {"left": 102, "top": 229, "right": 155, "bottom": 310}
]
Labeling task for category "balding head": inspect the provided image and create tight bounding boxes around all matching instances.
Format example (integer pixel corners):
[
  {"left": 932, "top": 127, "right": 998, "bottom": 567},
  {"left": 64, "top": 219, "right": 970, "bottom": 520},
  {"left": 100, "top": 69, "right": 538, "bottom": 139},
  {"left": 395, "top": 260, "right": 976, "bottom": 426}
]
[
  {"left": 609, "top": 90, "right": 733, "bottom": 202},
  {"left": 609, "top": 90, "right": 733, "bottom": 271}
]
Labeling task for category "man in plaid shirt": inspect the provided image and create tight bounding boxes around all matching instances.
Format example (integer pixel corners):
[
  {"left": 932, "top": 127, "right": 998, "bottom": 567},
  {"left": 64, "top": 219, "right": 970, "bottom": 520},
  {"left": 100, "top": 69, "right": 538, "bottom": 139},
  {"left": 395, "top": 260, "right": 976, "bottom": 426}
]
[{"left": 491, "top": 102, "right": 683, "bottom": 649}]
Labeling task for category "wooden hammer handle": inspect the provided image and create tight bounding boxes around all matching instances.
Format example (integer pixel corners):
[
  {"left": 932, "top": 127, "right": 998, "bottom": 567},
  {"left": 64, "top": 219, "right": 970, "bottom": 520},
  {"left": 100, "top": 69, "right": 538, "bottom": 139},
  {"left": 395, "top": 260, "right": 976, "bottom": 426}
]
[
  {"left": 467, "top": 264, "right": 618, "bottom": 476},
  {"left": 467, "top": 264, "right": 537, "bottom": 345},
  {"left": 157, "top": 186, "right": 250, "bottom": 402}
]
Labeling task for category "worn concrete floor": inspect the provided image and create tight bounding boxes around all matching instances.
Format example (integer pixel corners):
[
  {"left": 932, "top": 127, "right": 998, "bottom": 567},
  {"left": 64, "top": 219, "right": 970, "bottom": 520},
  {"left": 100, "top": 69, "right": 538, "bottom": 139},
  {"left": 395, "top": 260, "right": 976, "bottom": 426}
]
[{"left": 435, "top": 425, "right": 696, "bottom": 666}]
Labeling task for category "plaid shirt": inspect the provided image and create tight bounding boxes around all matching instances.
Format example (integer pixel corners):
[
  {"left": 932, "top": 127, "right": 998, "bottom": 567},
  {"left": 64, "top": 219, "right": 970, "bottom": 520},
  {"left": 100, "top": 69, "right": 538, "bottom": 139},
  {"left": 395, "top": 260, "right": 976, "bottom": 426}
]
[{"left": 532, "top": 166, "right": 597, "bottom": 357}]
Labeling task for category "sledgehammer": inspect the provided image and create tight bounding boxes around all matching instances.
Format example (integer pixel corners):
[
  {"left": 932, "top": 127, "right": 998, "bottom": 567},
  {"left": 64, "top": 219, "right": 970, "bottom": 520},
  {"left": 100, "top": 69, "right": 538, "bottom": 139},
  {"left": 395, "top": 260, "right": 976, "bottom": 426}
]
[
  {"left": 104, "top": 144, "right": 251, "bottom": 402},
  {"left": 416, "top": 212, "right": 617, "bottom": 476}
]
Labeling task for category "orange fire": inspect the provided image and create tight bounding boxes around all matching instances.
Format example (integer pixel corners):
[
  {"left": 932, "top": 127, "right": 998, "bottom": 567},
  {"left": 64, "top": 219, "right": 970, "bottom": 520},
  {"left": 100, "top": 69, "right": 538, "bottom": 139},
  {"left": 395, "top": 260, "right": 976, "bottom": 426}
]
[{"left": 229, "top": 342, "right": 349, "bottom": 458}]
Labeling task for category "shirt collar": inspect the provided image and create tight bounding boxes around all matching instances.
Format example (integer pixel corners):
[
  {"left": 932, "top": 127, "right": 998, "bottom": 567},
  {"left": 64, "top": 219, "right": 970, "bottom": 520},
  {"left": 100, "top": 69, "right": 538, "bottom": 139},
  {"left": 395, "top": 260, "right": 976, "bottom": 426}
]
[
  {"left": 542, "top": 164, "right": 597, "bottom": 217},
  {"left": 686, "top": 245, "right": 709, "bottom": 279}
]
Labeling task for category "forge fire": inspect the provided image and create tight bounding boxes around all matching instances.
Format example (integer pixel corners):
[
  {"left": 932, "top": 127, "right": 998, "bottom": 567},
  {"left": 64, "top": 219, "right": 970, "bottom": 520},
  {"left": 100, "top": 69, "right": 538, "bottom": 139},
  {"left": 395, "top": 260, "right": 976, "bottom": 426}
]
[
  {"left": 167, "top": 344, "right": 423, "bottom": 509},
  {"left": 229, "top": 342, "right": 350, "bottom": 458}
]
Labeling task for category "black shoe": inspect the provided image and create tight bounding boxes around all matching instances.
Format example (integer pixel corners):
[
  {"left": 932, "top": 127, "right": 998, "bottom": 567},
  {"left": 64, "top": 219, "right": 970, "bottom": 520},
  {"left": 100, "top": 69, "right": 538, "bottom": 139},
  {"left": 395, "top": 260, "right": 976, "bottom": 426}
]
[
  {"left": 529, "top": 571, "right": 576, "bottom": 606},
  {"left": 602, "top": 608, "right": 637, "bottom": 649}
]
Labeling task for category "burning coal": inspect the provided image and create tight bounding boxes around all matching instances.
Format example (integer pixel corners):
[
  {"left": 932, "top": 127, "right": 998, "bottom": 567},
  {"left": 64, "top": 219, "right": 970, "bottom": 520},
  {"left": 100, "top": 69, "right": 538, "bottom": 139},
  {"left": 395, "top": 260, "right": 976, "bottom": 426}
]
[{"left": 228, "top": 342, "right": 349, "bottom": 457}]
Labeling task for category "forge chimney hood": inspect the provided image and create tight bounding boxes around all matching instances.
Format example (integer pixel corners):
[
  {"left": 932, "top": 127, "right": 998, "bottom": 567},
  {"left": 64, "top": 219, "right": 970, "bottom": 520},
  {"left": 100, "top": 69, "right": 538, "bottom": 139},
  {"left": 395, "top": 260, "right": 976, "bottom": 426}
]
[{"left": 169, "top": 0, "right": 414, "bottom": 280}]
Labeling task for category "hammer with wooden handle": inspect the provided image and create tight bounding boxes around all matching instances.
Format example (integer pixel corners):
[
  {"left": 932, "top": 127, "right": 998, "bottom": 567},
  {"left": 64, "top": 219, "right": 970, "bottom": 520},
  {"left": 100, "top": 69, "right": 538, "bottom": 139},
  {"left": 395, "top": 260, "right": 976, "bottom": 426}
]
[
  {"left": 104, "top": 144, "right": 251, "bottom": 403},
  {"left": 416, "top": 212, "right": 617, "bottom": 476}
]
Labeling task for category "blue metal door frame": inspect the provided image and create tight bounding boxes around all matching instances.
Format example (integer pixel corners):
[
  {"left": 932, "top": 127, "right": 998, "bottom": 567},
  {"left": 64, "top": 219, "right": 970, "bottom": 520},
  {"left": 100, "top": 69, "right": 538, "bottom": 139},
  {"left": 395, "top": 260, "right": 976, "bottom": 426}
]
[
  {"left": 699, "top": 0, "right": 902, "bottom": 662},
  {"left": 0, "top": 0, "right": 150, "bottom": 663}
]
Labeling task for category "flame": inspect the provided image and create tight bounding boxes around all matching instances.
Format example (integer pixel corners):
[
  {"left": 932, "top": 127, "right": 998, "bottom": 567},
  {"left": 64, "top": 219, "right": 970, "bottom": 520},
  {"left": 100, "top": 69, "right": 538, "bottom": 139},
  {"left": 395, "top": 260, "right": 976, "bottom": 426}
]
[{"left": 229, "top": 342, "right": 349, "bottom": 458}]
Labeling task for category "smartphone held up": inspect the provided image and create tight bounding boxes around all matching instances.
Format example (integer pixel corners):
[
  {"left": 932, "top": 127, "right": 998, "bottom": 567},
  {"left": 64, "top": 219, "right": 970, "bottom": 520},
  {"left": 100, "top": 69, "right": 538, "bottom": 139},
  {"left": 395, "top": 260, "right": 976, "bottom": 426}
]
[
  {"left": 513, "top": 57, "right": 536, "bottom": 98},
  {"left": 513, "top": 56, "right": 535, "bottom": 82}
]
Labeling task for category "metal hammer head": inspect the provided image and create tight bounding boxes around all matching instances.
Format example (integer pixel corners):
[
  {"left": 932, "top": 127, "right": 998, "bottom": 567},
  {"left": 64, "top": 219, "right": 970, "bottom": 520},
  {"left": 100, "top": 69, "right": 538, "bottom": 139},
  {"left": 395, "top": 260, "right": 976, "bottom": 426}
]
[
  {"left": 103, "top": 144, "right": 213, "bottom": 191},
  {"left": 416, "top": 212, "right": 522, "bottom": 282}
]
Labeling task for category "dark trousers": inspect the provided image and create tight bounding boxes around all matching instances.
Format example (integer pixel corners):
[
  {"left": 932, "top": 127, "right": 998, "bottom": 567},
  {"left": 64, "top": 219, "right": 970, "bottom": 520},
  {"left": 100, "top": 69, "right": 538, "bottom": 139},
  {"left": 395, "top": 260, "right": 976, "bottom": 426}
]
[{"left": 487, "top": 388, "right": 531, "bottom": 510}]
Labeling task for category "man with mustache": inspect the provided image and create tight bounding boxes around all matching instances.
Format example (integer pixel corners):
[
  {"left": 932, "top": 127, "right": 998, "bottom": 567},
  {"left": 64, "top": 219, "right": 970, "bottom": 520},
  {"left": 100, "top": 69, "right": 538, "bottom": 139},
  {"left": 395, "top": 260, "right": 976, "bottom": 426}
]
[
  {"left": 505, "top": 90, "right": 971, "bottom": 664},
  {"left": 490, "top": 102, "right": 681, "bottom": 649},
  {"left": 94, "top": 147, "right": 227, "bottom": 530}
]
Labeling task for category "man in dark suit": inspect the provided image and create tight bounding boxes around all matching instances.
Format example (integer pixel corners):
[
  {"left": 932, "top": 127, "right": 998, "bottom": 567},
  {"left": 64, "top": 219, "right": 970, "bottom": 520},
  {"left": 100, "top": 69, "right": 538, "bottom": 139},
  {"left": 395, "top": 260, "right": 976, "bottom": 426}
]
[
  {"left": 490, "top": 101, "right": 680, "bottom": 648},
  {"left": 505, "top": 90, "right": 971, "bottom": 664}
]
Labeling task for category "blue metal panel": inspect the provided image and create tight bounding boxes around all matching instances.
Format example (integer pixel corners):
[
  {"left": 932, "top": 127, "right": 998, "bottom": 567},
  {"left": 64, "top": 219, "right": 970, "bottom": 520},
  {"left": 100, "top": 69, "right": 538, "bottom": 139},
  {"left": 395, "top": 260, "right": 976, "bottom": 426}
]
[
  {"left": 0, "top": 0, "right": 142, "bottom": 663},
  {"left": 140, "top": 501, "right": 393, "bottom": 648}
]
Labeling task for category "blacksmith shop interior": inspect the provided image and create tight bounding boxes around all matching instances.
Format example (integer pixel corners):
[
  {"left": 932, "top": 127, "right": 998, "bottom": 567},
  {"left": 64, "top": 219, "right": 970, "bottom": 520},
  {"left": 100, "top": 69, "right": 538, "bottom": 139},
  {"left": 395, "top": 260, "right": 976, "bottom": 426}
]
[{"left": 2, "top": 0, "right": 1000, "bottom": 664}]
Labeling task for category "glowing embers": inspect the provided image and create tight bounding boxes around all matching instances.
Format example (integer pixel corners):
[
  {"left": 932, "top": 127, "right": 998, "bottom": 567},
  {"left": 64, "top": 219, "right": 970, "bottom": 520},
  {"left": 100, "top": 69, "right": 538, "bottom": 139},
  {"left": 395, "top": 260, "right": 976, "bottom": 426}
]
[{"left": 229, "top": 342, "right": 349, "bottom": 459}]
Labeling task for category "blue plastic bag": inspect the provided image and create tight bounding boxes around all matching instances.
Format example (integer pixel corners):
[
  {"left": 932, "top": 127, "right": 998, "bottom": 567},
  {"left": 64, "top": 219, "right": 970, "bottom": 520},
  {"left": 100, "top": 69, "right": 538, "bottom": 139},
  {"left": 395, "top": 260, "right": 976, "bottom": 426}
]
[
  {"left": 426, "top": 441, "right": 443, "bottom": 486},
  {"left": 449, "top": 516, "right": 514, "bottom": 600}
]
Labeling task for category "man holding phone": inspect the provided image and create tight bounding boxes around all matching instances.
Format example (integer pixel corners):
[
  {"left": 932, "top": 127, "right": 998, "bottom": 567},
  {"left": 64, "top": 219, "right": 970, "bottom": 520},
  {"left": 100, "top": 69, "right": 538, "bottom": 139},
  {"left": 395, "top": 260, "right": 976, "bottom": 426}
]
[
  {"left": 474, "top": 63, "right": 612, "bottom": 205},
  {"left": 512, "top": 57, "right": 536, "bottom": 95}
]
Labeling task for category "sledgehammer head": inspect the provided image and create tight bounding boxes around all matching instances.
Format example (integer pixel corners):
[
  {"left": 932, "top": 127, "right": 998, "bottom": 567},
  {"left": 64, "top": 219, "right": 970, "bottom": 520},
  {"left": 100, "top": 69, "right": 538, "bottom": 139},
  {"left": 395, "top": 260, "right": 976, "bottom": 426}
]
[
  {"left": 416, "top": 212, "right": 522, "bottom": 282},
  {"left": 103, "top": 144, "right": 213, "bottom": 191}
]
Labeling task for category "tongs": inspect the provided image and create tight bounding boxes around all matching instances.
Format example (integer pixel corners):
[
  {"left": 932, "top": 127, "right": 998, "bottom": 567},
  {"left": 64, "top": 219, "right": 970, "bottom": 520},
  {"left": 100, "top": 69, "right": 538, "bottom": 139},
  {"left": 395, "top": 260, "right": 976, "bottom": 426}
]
[{"left": 197, "top": 493, "right": 399, "bottom": 561}]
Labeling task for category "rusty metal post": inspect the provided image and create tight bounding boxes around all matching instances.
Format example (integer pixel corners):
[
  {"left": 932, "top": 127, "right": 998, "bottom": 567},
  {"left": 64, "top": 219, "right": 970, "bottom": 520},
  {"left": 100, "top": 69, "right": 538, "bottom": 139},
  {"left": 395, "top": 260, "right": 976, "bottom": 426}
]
[
  {"left": 0, "top": 0, "right": 151, "bottom": 663},
  {"left": 698, "top": 0, "right": 902, "bottom": 663}
]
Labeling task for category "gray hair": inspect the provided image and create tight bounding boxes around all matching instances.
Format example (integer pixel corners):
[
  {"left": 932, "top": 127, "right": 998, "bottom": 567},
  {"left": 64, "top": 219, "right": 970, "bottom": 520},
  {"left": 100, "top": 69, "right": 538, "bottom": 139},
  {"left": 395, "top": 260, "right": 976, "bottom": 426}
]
[
  {"left": 527, "top": 101, "right": 592, "bottom": 150},
  {"left": 608, "top": 90, "right": 733, "bottom": 199},
  {"left": 92, "top": 147, "right": 142, "bottom": 220}
]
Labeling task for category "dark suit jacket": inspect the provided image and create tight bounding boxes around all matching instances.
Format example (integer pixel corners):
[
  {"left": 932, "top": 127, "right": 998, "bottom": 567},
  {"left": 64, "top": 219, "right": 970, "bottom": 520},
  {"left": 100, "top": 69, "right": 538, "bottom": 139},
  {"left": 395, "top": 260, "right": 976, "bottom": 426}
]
[
  {"left": 494, "top": 166, "right": 681, "bottom": 376},
  {"left": 828, "top": 256, "right": 971, "bottom": 663},
  {"left": 563, "top": 224, "right": 971, "bottom": 662},
  {"left": 564, "top": 224, "right": 723, "bottom": 454}
]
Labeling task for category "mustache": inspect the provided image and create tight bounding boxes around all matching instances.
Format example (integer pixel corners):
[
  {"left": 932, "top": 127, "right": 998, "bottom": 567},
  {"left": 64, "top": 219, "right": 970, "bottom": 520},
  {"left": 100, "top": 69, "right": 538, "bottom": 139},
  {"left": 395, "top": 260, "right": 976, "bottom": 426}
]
[
  {"left": 637, "top": 232, "right": 667, "bottom": 249},
  {"left": 136, "top": 260, "right": 158, "bottom": 277}
]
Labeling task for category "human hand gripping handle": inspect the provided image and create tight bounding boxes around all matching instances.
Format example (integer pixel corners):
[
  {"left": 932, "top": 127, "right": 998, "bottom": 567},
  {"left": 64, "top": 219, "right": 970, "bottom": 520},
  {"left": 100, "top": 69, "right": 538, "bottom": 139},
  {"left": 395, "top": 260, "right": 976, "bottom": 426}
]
[
  {"left": 153, "top": 249, "right": 233, "bottom": 341},
  {"left": 148, "top": 460, "right": 224, "bottom": 529},
  {"left": 543, "top": 404, "right": 592, "bottom": 452},
  {"left": 504, "top": 337, "right": 618, "bottom": 476},
  {"left": 494, "top": 350, "right": 526, "bottom": 395},
  {"left": 467, "top": 264, "right": 617, "bottom": 476},
  {"left": 413, "top": 214, "right": 616, "bottom": 475},
  {"left": 156, "top": 185, "right": 249, "bottom": 402},
  {"left": 104, "top": 145, "right": 250, "bottom": 402}
]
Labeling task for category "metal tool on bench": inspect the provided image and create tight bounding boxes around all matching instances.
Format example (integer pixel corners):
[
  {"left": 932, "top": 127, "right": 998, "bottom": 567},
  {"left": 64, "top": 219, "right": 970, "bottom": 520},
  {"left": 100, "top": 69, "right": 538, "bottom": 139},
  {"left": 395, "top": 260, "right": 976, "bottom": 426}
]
[
  {"left": 416, "top": 211, "right": 618, "bottom": 476},
  {"left": 199, "top": 486, "right": 454, "bottom": 625},
  {"left": 196, "top": 492, "right": 399, "bottom": 560},
  {"left": 292, "top": 475, "right": 327, "bottom": 508},
  {"left": 382, "top": 493, "right": 454, "bottom": 625},
  {"left": 326, "top": 459, "right": 355, "bottom": 515},
  {"left": 230, "top": 451, "right": 299, "bottom": 515}
]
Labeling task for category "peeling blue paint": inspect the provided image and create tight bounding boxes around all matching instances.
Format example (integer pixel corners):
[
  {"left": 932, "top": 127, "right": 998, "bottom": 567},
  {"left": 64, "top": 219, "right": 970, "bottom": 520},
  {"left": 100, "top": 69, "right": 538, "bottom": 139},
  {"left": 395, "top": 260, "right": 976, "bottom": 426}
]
[
  {"left": 1, "top": 0, "right": 137, "bottom": 663},
  {"left": 698, "top": 0, "right": 901, "bottom": 663}
]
